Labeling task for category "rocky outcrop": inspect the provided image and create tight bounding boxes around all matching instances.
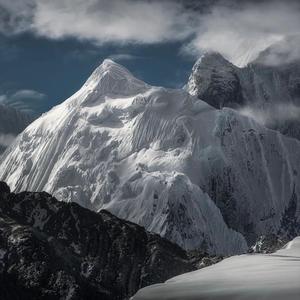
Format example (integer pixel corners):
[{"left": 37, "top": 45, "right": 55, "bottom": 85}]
[
  {"left": 186, "top": 52, "right": 300, "bottom": 140},
  {"left": 249, "top": 234, "right": 288, "bottom": 254},
  {"left": 186, "top": 53, "right": 246, "bottom": 109},
  {"left": 0, "top": 182, "right": 194, "bottom": 300}
]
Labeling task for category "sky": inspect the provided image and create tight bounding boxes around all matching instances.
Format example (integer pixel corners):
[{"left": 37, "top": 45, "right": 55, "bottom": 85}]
[{"left": 0, "top": 0, "right": 299, "bottom": 115}]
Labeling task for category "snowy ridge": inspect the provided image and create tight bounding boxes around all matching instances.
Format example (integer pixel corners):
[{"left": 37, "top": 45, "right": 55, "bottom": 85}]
[
  {"left": 132, "top": 236, "right": 300, "bottom": 300},
  {"left": 0, "top": 60, "right": 300, "bottom": 254}
]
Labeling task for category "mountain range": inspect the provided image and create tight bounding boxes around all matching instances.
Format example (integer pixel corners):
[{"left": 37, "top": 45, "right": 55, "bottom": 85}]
[{"left": 0, "top": 55, "right": 299, "bottom": 256}]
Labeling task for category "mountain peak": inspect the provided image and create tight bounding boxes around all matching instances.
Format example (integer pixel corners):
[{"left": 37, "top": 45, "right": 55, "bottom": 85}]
[
  {"left": 100, "top": 58, "right": 131, "bottom": 74},
  {"left": 80, "top": 58, "right": 148, "bottom": 101},
  {"left": 89, "top": 58, "right": 135, "bottom": 82},
  {"left": 194, "top": 52, "right": 233, "bottom": 70}
]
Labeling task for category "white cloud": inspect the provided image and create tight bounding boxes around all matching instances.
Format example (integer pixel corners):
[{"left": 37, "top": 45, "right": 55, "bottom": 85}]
[
  {"left": 239, "top": 103, "right": 300, "bottom": 127},
  {"left": 108, "top": 53, "right": 139, "bottom": 61},
  {"left": 184, "top": 1, "right": 300, "bottom": 66},
  {"left": 0, "top": 0, "right": 34, "bottom": 35},
  {"left": 0, "top": 89, "right": 47, "bottom": 114},
  {"left": 0, "top": 0, "right": 300, "bottom": 67},
  {"left": 0, "top": 133, "right": 15, "bottom": 148},
  {"left": 3, "top": 0, "right": 193, "bottom": 44},
  {"left": 12, "top": 89, "right": 46, "bottom": 101},
  {"left": 255, "top": 36, "right": 300, "bottom": 66}
]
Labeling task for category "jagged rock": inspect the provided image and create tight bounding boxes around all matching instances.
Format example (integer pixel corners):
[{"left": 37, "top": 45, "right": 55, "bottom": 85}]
[
  {"left": 0, "top": 182, "right": 10, "bottom": 194},
  {"left": 249, "top": 234, "right": 288, "bottom": 254},
  {"left": 186, "top": 52, "right": 245, "bottom": 109},
  {"left": 0, "top": 182, "right": 194, "bottom": 300},
  {"left": 186, "top": 52, "right": 300, "bottom": 140},
  {"left": 187, "top": 249, "right": 224, "bottom": 269}
]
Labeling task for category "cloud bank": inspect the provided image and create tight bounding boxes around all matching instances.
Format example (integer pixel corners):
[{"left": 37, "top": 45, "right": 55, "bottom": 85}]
[
  {"left": 0, "top": 133, "right": 15, "bottom": 148},
  {"left": 0, "top": 0, "right": 300, "bottom": 66},
  {"left": 0, "top": 89, "right": 47, "bottom": 114},
  {"left": 187, "top": 1, "right": 300, "bottom": 66},
  {"left": 0, "top": 0, "right": 193, "bottom": 44}
]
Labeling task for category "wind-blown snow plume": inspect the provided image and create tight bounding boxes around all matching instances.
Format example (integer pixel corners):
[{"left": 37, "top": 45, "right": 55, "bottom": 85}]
[
  {"left": 183, "top": 1, "right": 300, "bottom": 66},
  {"left": 239, "top": 103, "right": 300, "bottom": 127},
  {"left": 1, "top": 0, "right": 299, "bottom": 66}
]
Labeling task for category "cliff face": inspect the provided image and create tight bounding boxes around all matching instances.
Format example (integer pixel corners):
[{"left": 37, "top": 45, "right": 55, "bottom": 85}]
[
  {"left": 186, "top": 53, "right": 300, "bottom": 140},
  {"left": 0, "top": 182, "right": 194, "bottom": 300}
]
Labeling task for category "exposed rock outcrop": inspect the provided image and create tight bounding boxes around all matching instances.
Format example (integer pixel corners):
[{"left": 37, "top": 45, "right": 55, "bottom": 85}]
[{"left": 0, "top": 182, "right": 194, "bottom": 300}]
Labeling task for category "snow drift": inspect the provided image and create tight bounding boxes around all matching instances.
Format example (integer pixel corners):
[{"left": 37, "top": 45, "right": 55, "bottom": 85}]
[{"left": 132, "top": 236, "right": 300, "bottom": 300}]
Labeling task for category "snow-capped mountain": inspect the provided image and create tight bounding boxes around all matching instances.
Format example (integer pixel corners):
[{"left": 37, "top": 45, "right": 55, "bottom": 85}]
[
  {"left": 0, "top": 104, "right": 32, "bottom": 154},
  {"left": 132, "top": 237, "right": 300, "bottom": 300},
  {"left": 0, "top": 59, "right": 300, "bottom": 255},
  {"left": 186, "top": 52, "right": 300, "bottom": 140}
]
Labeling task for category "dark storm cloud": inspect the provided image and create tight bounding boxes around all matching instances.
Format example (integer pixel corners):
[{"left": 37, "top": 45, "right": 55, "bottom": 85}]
[{"left": 0, "top": 0, "right": 35, "bottom": 35}]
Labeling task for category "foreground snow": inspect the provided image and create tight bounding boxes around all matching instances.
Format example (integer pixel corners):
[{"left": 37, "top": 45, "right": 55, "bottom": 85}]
[{"left": 133, "top": 237, "right": 300, "bottom": 300}]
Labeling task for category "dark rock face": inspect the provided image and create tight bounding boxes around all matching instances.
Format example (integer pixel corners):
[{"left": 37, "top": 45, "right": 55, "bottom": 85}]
[
  {"left": 0, "top": 182, "right": 10, "bottom": 194},
  {"left": 187, "top": 52, "right": 300, "bottom": 141},
  {"left": 0, "top": 183, "right": 195, "bottom": 300},
  {"left": 249, "top": 234, "right": 288, "bottom": 254},
  {"left": 187, "top": 249, "right": 224, "bottom": 270},
  {"left": 187, "top": 53, "right": 245, "bottom": 109}
]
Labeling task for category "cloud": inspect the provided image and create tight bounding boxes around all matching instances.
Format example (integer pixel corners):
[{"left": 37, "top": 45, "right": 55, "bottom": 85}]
[
  {"left": 239, "top": 103, "right": 300, "bottom": 127},
  {"left": 0, "top": 133, "right": 15, "bottom": 148},
  {"left": 0, "top": 0, "right": 299, "bottom": 67},
  {"left": 0, "top": 0, "right": 34, "bottom": 35},
  {"left": 255, "top": 36, "right": 300, "bottom": 66},
  {"left": 108, "top": 53, "right": 139, "bottom": 62},
  {"left": 0, "top": 0, "right": 193, "bottom": 44},
  {"left": 184, "top": 1, "right": 300, "bottom": 66},
  {"left": 34, "top": 0, "right": 194, "bottom": 44},
  {"left": 0, "top": 89, "right": 47, "bottom": 114}
]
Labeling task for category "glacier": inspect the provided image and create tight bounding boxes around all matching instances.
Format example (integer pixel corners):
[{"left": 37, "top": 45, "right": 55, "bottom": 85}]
[
  {"left": 0, "top": 59, "right": 300, "bottom": 254},
  {"left": 132, "top": 236, "right": 300, "bottom": 300}
]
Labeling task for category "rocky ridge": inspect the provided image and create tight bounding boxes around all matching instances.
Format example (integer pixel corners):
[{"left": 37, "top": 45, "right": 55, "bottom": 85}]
[{"left": 0, "top": 182, "right": 194, "bottom": 300}]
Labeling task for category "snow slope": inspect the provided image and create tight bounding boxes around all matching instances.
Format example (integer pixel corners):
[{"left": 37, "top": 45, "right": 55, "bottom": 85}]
[
  {"left": 0, "top": 59, "right": 300, "bottom": 254},
  {"left": 132, "top": 237, "right": 300, "bottom": 300}
]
